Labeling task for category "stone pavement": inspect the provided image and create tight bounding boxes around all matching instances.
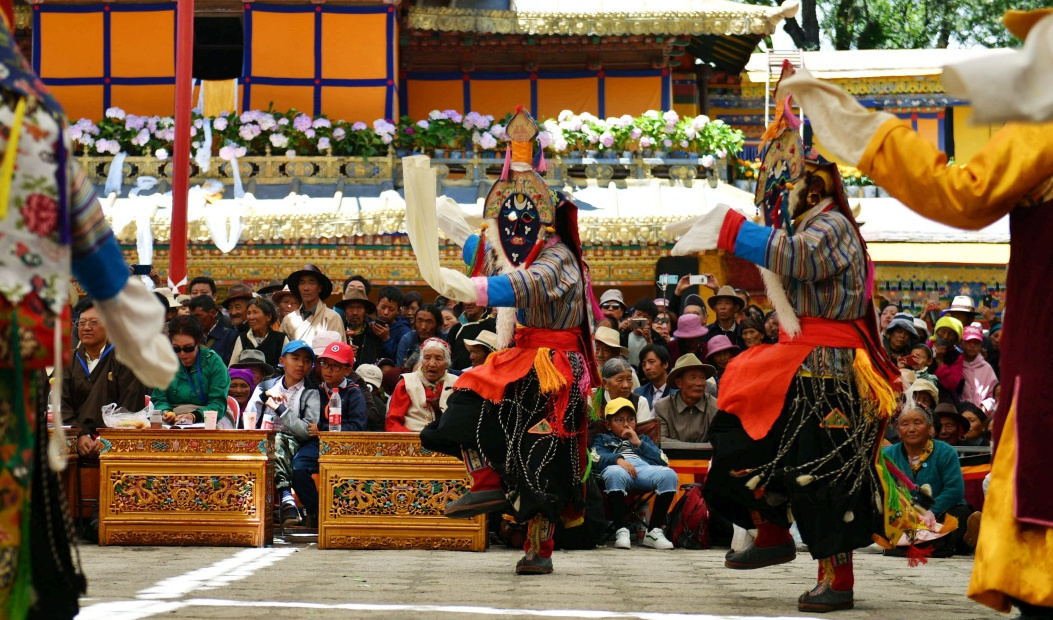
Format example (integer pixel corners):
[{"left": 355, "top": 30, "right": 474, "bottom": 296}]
[{"left": 75, "top": 541, "right": 1002, "bottom": 620}]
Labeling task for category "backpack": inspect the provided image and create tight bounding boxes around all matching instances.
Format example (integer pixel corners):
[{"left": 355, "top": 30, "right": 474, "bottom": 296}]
[{"left": 667, "top": 483, "right": 710, "bottom": 549}]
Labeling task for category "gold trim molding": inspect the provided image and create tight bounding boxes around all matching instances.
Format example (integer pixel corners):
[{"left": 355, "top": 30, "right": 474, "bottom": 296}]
[{"left": 406, "top": 6, "right": 788, "bottom": 37}]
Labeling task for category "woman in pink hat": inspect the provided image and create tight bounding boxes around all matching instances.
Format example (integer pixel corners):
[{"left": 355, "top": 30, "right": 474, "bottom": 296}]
[
  {"left": 670, "top": 313, "right": 708, "bottom": 363},
  {"left": 705, "top": 335, "right": 740, "bottom": 394}
]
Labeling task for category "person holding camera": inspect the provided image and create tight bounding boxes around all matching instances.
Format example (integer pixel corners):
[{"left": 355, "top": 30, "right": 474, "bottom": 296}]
[{"left": 619, "top": 298, "right": 668, "bottom": 367}]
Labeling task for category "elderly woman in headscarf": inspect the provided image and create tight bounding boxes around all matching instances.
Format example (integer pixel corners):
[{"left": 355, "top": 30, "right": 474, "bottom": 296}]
[
  {"left": 386, "top": 337, "right": 455, "bottom": 432},
  {"left": 591, "top": 357, "right": 653, "bottom": 423},
  {"left": 227, "top": 368, "right": 258, "bottom": 427}
]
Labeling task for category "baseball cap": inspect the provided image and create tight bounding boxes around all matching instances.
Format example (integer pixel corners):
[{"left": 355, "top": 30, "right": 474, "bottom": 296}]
[
  {"left": 281, "top": 340, "right": 316, "bottom": 359},
  {"left": 318, "top": 341, "right": 354, "bottom": 366},
  {"left": 604, "top": 397, "right": 636, "bottom": 419},
  {"left": 356, "top": 364, "right": 383, "bottom": 389}
]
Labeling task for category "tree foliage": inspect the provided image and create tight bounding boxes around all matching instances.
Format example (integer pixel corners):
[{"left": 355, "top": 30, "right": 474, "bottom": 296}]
[{"left": 742, "top": 0, "right": 1048, "bottom": 50}]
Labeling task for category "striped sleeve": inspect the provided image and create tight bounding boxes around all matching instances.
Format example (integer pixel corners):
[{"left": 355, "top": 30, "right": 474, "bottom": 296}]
[
  {"left": 68, "top": 161, "right": 128, "bottom": 301},
  {"left": 484, "top": 242, "right": 578, "bottom": 309},
  {"left": 763, "top": 212, "right": 858, "bottom": 283}
]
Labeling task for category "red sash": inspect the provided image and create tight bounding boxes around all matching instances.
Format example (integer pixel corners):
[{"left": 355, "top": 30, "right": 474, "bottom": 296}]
[
  {"left": 717, "top": 317, "right": 872, "bottom": 440},
  {"left": 454, "top": 327, "right": 588, "bottom": 403}
]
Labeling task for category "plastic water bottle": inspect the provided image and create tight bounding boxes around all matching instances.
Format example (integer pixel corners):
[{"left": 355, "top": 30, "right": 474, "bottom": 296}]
[
  {"left": 328, "top": 391, "right": 342, "bottom": 432},
  {"left": 261, "top": 411, "right": 276, "bottom": 430}
]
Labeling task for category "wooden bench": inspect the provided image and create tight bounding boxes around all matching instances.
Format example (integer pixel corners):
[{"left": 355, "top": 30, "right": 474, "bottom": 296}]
[{"left": 317, "top": 432, "right": 486, "bottom": 552}]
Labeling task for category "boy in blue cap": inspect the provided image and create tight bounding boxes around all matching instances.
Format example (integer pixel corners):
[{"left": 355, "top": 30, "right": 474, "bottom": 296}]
[{"left": 244, "top": 339, "right": 321, "bottom": 527}]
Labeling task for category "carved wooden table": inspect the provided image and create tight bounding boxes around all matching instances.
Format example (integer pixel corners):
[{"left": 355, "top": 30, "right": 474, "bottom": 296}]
[
  {"left": 97, "top": 429, "right": 275, "bottom": 547},
  {"left": 318, "top": 432, "right": 486, "bottom": 552}
]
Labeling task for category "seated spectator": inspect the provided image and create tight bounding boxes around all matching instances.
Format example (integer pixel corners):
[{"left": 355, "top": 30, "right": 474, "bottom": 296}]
[
  {"left": 908, "top": 344, "right": 939, "bottom": 387},
  {"left": 188, "top": 295, "right": 239, "bottom": 365},
  {"left": 743, "top": 303, "right": 765, "bottom": 324},
  {"left": 355, "top": 363, "right": 389, "bottom": 428},
  {"left": 293, "top": 342, "right": 369, "bottom": 526},
  {"left": 680, "top": 293, "right": 707, "bottom": 322},
  {"left": 913, "top": 317, "right": 931, "bottom": 343},
  {"left": 669, "top": 313, "right": 708, "bottom": 362},
  {"left": 396, "top": 304, "right": 443, "bottom": 367},
  {"left": 152, "top": 315, "right": 231, "bottom": 425},
  {"left": 462, "top": 330, "right": 497, "bottom": 369},
  {"left": 280, "top": 265, "right": 344, "bottom": 344},
  {"left": 879, "top": 303, "right": 898, "bottom": 332},
  {"left": 635, "top": 344, "right": 675, "bottom": 407},
  {"left": 440, "top": 307, "right": 460, "bottom": 335},
  {"left": 221, "top": 284, "right": 255, "bottom": 333},
  {"left": 387, "top": 338, "right": 454, "bottom": 432},
  {"left": 701, "top": 286, "right": 747, "bottom": 351},
  {"left": 256, "top": 279, "right": 284, "bottom": 298},
  {"left": 599, "top": 289, "right": 627, "bottom": 325},
  {"left": 272, "top": 286, "right": 301, "bottom": 323},
  {"left": 704, "top": 334, "right": 740, "bottom": 394},
  {"left": 929, "top": 316, "right": 965, "bottom": 403},
  {"left": 654, "top": 354, "right": 718, "bottom": 444},
  {"left": 958, "top": 402, "right": 989, "bottom": 447},
  {"left": 907, "top": 378, "right": 939, "bottom": 412},
  {"left": 61, "top": 300, "right": 149, "bottom": 457},
  {"left": 374, "top": 286, "right": 407, "bottom": 360},
  {"left": 447, "top": 302, "right": 497, "bottom": 371},
  {"left": 941, "top": 295, "right": 977, "bottom": 331},
  {"left": 983, "top": 322, "right": 1001, "bottom": 380},
  {"left": 593, "top": 398, "right": 678, "bottom": 550},
  {"left": 399, "top": 290, "right": 423, "bottom": 323},
  {"left": 229, "top": 298, "right": 288, "bottom": 369},
  {"left": 653, "top": 308, "right": 676, "bottom": 340},
  {"left": 593, "top": 326, "right": 638, "bottom": 388},
  {"left": 343, "top": 274, "right": 371, "bottom": 297},
  {"left": 229, "top": 349, "right": 277, "bottom": 387},
  {"left": 190, "top": 275, "right": 234, "bottom": 329},
  {"left": 763, "top": 311, "right": 780, "bottom": 343},
  {"left": 337, "top": 289, "right": 383, "bottom": 366},
  {"left": 960, "top": 325, "right": 998, "bottom": 415},
  {"left": 934, "top": 402, "right": 968, "bottom": 446},
  {"left": 883, "top": 405, "right": 974, "bottom": 556},
  {"left": 227, "top": 368, "right": 257, "bottom": 419},
  {"left": 885, "top": 313, "right": 919, "bottom": 363},
  {"left": 739, "top": 317, "right": 766, "bottom": 348},
  {"left": 244, "top": 340, "right": 321, "bottom": 527},
  {"left": 621, "top": 298, "right": 667, "bottom": 367},
  {"left": 592, "top": 358, "right": 652, "bottom": 423},
  {"left": 153, "top": 288, "right": 181, "bottom": 324}
]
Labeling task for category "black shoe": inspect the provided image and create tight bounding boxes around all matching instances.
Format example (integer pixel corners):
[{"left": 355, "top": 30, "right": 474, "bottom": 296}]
[
  {"left": 515, "top": 551, "right": 553, "bottom": 575},
  {"left": 724, "top": 540, "right": 796, "bottom": 569},
  {"left": 280, "top": 503, "right": 301, "bottom": 528},
  {"left": 444, "top": 489, "right": 508, "bottom": 519},
  {"left": 798, "top": 582, "right": 853, "bottom": 613}
]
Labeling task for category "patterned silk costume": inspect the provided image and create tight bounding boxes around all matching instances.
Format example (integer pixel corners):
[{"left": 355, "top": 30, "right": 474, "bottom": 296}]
[
  {"left": 782, "top": 9, "right": 1053, "bottom": 616},
  {"left": 0, "top": 18, "right": 176, "bottom": 619},
  {"left": 666, "top": 77, "right": 946, "bottom": 612},
  {"left": 404, "top": 109, "right": 598, "bottom": 574}
]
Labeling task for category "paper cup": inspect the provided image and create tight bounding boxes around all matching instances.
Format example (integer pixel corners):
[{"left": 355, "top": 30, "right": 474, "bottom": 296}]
[
  {"left": 203, "top": 410, "right": 219, "bottom": 430},
  {"left": 242, "top": 411, "right": 257, "bottom": 430}
]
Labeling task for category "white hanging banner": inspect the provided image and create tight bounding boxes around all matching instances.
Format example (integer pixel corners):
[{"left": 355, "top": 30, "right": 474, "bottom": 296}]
[
  {"left": 203, "top": 200, "right": 244, "bottom": 253},
  {"left": 104, "top": 152, "right": 128, "bottom": 196},
  {"left": 129, "top": 177, "right": 159, "bottom": 290}
]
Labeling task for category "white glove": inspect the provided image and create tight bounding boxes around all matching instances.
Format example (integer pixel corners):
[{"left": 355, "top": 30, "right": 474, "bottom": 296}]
[
  {"left": 436, "top": 196, "right": 473, "bottom": 247},
  {"left": 94, "top": 277, "right": 179, "bottom": 388},
  {"left": 779, "top": 65, "right": 896, "bottom": 166},
  {"left": 665, "top": 204, "right": 729, "bottom": 256}
]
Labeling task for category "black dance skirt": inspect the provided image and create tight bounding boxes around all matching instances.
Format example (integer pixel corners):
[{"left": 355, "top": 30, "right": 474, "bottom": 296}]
[
  {"left": 704, "top": 373, "right": 886, "bottom": 559},
  {"left": 420, "top": 354, "right": 589, "bottom": 525}
]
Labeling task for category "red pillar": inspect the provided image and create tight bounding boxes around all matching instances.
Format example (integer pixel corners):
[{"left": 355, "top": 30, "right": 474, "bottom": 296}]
[{"left": 169, "top": 0, "right": 194, "bottom": 292}]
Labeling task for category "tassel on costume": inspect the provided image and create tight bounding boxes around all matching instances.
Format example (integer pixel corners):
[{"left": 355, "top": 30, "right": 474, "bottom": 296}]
[
  {"left": 853, "top": 348, "right": 897, "bottom": 421},
  {"left": 905, "top": 543, "right": 933, "bottom": 567},
  {"left": 533, "top": 348, "right": 566, "bottom": 395}
]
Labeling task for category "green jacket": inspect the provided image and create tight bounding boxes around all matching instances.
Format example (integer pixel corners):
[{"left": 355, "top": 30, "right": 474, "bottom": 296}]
[{"left": 151, "top": 347, "right": 231, "bottom": 422}]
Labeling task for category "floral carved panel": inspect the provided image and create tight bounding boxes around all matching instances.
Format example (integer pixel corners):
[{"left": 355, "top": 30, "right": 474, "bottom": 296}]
[
  {"left": 109, "top": 472, "right": 257, "bottom": 515},
  {"left": 328, "top": 477, "right": 468, "bottom": 518}
]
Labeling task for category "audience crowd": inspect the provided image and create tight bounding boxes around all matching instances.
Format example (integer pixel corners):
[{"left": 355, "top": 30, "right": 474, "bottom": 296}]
[{"left": 60, "top": 265, "right": 997, "bottom": 550}]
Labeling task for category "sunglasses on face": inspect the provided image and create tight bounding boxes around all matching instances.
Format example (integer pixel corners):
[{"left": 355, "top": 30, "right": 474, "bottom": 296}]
[
  {"left": 601, "top": 303, "right": 621, "bottom": 310},
  {"left": 172, "top": 345, "right": 197, "bottom": 354}
]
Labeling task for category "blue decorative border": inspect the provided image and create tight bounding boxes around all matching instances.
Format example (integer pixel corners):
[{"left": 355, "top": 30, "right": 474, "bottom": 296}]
[
  {"left": 32, "top": 3, "right": 177, "bottom": 113},
  {"left": 243, "top": 3, "right": 396, "bottom": 118}
]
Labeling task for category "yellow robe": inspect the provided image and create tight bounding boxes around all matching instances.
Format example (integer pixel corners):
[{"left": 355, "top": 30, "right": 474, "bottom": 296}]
[{"left": 858, "top": 118, "right": 1053, "bottom": 613}]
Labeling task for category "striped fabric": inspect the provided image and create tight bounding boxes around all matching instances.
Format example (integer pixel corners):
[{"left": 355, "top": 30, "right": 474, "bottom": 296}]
[
  {"left": 501, "top": 239, "right": 585, "bottom": 331},
  {"left": 763, "top": 209, "right": 869, "bottom": 378},
  {"left": 764, "top": 210, "right": 869, "bottom": 321}
]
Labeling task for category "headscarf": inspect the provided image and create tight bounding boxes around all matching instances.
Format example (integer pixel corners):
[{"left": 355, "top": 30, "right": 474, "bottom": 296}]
[{"left": 228, "top": 368, "right": 257, "bottom": 397}]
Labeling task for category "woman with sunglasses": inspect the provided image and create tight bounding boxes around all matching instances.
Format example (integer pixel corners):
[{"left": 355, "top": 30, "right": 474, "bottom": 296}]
[{"left": 152, "top": 315, "right": 232, "bottom": 425}]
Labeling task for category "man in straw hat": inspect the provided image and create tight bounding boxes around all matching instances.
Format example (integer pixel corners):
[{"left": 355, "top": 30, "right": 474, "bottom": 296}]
[
  {"left": 665, "top": 65, "right": 946, "bottom": 612},
  {"left": 779, "top": 10, "right": 1053, "bottom": 616},
  {"left": 403, "top": 106, "right": 600, "bottom": 575}
]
